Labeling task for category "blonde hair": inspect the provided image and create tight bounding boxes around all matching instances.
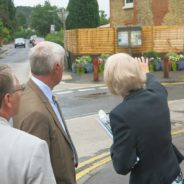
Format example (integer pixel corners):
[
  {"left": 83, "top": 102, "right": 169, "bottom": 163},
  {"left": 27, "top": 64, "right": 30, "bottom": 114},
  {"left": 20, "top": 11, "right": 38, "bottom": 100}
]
[{"left": 104, "top": 53, "right": 146, "bottom": 97}]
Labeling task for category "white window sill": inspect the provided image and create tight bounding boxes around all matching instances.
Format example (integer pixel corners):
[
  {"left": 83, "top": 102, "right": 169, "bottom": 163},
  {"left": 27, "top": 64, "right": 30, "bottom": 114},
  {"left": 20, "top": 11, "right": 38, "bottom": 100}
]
[{"left": 122, "top": 3, "right": 134, "bottom": 9}]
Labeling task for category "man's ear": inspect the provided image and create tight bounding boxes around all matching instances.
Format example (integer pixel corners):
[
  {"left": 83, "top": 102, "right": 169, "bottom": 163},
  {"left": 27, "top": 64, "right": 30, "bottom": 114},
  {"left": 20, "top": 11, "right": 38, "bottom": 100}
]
[
  {"left": 3, "top": 94, "right": 12, "bottom": 109},
  {"left": 53, "top": 63, "right": 61, "bottom": 72}
]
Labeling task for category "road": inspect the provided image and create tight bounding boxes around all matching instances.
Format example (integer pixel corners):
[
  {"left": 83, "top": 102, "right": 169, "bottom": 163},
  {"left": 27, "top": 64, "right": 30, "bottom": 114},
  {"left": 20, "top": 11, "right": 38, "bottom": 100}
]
[
  {"left": 1, "top": 43, "right": 184, "bottom": 119},
  {"left": 1, "top": 43, "right": 184, "bottom": 184}
]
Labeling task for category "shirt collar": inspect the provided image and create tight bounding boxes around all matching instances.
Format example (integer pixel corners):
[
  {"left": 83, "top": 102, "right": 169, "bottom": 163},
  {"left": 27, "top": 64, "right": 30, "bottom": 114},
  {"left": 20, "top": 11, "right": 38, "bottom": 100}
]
[
  {"left": 0, "top": 116, "right": 10, "bottom": 127},
  {"left": 31, "top": 76, "right": 53, "bottom": 103}
]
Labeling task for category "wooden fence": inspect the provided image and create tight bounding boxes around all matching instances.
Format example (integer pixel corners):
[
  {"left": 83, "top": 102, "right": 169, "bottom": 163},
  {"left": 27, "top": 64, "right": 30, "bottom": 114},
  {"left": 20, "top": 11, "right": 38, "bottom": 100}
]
[{"left": 66, "top": 25, "right": 184, "bottom": 55}]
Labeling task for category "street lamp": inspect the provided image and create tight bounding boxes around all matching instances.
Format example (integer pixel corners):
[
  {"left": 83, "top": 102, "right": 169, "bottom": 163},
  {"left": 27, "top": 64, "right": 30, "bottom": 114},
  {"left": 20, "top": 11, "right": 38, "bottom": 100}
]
[
  {"left": 48, "top": 10, "right": 56, "bottom": 33},
  {"left": 57, "top": 8, "right": 69, "bottom": 49}
]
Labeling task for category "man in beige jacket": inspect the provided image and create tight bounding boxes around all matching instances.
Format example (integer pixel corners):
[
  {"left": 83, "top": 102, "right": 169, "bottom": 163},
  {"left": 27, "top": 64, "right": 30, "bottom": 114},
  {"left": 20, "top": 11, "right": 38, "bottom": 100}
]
[{"left": 13, "top": 41, "right": 78, "bottom": 184}]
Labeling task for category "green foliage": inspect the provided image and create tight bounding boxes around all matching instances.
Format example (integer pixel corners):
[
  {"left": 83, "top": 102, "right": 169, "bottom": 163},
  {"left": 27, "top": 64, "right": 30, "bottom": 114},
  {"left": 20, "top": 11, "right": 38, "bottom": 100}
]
[
  {"left": 167, "top": 52, "right": 180, "bottom": 62},
  {"left": 75, "top": 55, "right": 92, "bottom": 64},
  {"left": 98, "top": 54, "right": 110, "bottom": 61},
  {"left": 145, "top": 50, "right": 158, "bottom": 59},
  {"left": 98, "top": 54, "right": 110, "bottom": 73},
  {"left": 45, "top": 29, "right": 64, "bottom": 45},
  {"left": 15, "top": 6, "right": 32, "bottom": 28},
  {"left": 2, "top": 27, "right": 11, "bottom": 43},
  {"left": 0, "top": 20, "right": 11, "bottom": 43},
  {"left": 0, "top": 0, "right": 16, "bottom": 30},
  {"left": 30, "top": 2, "right": 62, "bottom": 36},
  {"left": 66, "top": 0, "right": 99, "bottom": 29},
  {"left": 13, "top": 28, "right": 37, "bottom": 39},
  {"left": 0, "top": 20, "right": 3, "bottom": 37},
  {"left": 99, "top": 10, "right": 109, "bottom": 26}
]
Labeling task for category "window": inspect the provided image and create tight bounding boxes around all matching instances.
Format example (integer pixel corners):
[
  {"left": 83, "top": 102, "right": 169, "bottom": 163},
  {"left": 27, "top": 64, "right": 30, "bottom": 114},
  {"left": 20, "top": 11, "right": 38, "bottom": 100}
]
[{"left": 123, "top": 0, "right": 134, "bottom": 9}]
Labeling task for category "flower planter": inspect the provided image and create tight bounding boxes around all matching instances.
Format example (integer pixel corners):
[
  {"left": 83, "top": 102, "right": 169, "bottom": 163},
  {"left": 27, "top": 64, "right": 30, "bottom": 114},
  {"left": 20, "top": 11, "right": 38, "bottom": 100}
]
[
  {"left": 84, "top": 63, "right": 93, "bottom": 73},
  {"left": 178, "top": 61, "right": 184, "bottom": 70},
  {"left": 76, "top": 64, "right": 85, "bottom": 74},
  {"left": 71, "top": 63, "right": 77, "bottom": 73},
  {"left": 155, "top": 62, "right": 162, "bottom": 71},
  {"left": 98, "top": 63, "right": 105, "bottom": 73},
  {"left": 149, "top": 63, "right": 154, "bottom": 72},
  {"left": 171, "top": 62, "right": 177, "bottom": 71}
]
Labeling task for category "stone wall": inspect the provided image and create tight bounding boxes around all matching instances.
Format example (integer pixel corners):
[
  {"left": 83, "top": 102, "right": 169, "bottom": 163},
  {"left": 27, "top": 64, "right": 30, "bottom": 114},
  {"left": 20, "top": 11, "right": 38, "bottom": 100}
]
[{"left": 110, "top": 0, "right": 184, "bottom": 27}]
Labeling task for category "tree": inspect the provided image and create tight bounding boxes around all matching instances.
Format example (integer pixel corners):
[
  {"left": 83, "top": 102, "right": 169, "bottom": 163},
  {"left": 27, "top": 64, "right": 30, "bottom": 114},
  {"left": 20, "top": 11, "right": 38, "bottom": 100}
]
[
  {"left": 16, "top": 13, "right": 27, "bottom": 28},
  {"left": 15, "top": 6, "right": 32, "bottom": 28},
  {"left": 99, "top": 10, "right": 109, "bottom": 26},
  {"left": 66, "top": 0, "right": 99, "bottom": 30},
  {"left": 30, "top": 2, "right": 61, "bottom": 36},
  {"left": 0, "top": 0, "right": 16, "bottom": 30}
]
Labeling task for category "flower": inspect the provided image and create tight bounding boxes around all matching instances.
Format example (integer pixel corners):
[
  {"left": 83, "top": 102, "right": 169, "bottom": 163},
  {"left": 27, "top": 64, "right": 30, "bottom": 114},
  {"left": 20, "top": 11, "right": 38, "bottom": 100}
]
[
  {"left": 167, "top": 52, "right": 180, "bottom": 62},
  {"left": 75, "top": 55, "right": 92, "bottom": 64}
]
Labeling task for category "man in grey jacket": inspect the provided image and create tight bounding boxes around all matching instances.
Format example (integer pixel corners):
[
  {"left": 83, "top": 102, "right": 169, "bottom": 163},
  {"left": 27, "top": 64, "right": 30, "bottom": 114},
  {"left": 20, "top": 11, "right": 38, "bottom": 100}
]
[{"left": 0, "top": 64, "right": 56, "bottom": 184}]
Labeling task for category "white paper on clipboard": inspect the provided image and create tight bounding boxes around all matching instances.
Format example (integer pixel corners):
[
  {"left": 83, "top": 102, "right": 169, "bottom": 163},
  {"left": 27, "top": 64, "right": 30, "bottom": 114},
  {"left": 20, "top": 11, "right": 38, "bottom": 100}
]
[{"left": 97, "top": 110, "right": 113, "bottom": 139}]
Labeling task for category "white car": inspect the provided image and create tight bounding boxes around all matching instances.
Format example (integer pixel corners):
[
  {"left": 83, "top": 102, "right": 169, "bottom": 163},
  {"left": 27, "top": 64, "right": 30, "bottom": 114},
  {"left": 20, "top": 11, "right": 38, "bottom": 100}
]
[{"left": 14, "top": 38, "right": 26, "bottom": 48}]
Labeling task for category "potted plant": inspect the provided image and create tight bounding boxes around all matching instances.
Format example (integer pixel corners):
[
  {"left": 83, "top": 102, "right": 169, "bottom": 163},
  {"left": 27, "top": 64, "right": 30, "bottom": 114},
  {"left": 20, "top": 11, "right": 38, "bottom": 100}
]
[
  {"left": 75, "top": 57, "right": 85, "bottom": 74},
  {"left": 178, "top": 54, "right": 184, "bottom": 70},
  {"left": 167, "top": 52, "right": 180, "bottom": 71},
  {"left": 73, "top": 55, "right": 93, "bottom": 74},
  {"left": 98, "top": 54, "right": 110, "bottom": 73},
  {"left": 145, "top": 51, "right": 159, "bottom": 72},
  {"left": 154, "top": 57, "right": 163, "bottom": 71}
]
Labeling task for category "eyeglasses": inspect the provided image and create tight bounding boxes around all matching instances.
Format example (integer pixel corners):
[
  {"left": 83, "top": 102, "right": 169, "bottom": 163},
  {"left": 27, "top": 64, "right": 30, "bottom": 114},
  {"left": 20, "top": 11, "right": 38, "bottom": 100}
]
[{"left": 12, "top": 84, "right": 25, "bottom": 93}]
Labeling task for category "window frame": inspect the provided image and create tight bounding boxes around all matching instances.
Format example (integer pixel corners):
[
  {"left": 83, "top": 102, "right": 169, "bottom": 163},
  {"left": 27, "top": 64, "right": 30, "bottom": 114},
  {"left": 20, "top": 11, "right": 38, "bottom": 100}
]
[{"left": 123, "top": 0, "right": 134, "bottom": 9}]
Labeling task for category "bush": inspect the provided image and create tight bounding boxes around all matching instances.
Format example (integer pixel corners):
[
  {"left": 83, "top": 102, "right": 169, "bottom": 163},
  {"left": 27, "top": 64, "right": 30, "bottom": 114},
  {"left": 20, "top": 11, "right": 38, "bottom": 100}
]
[
  {"left": 13, "top": 28, "right": 38, "bottom": 39},
  {"left": 45, "top": 29, "right": 64, "bottom": 46},
  {"left": 145, "top": 50, "right": 158, "bottom": 59}
]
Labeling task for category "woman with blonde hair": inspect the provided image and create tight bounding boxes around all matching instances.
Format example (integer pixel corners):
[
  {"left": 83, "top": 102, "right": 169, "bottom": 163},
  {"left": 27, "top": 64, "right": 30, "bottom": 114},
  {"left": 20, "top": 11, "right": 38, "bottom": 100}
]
[{"left": 104, "top": 53, "right": 183, "bottom": 184}]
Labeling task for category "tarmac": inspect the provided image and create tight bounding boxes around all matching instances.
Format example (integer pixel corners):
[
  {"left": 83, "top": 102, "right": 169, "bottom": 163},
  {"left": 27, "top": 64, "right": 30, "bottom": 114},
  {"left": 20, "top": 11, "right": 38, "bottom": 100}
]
[
  {"left": 1, "top": 43, "right": 184, "bottom": 183},
  {"left": 7, "top": 68, "right": 184, "bottom": 183}
]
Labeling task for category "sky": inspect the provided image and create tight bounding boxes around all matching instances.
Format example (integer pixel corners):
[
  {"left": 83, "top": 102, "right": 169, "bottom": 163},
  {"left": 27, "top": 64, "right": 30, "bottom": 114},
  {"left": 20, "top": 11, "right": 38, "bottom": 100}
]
[{"left": 13, "top": 0, "right": 110, "bottom": 17}]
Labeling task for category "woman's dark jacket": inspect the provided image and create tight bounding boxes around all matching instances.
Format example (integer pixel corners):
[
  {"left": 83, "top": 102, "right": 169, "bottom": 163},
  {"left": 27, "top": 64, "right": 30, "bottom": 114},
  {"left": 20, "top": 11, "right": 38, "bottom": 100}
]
[{"left": 110, "top": 73, "right": 184, "bottom": 184}]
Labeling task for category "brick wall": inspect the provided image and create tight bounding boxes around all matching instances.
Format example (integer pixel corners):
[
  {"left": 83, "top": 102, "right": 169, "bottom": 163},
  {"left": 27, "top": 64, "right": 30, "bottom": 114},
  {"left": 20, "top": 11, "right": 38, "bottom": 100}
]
[{"left": 110, "top": 0, "right": 184, "bottom": 27}]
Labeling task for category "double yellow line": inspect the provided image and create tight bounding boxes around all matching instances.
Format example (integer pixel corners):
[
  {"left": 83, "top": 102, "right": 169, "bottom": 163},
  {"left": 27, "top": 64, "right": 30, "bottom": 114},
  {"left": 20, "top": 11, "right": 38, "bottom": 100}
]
[
  {"left": 76, "top": 152, "right": 111, "bottom": 180},
  {"left": 76, "top": 129, "right": 184, "bottom": 181},
  {"left": 162, "top": 82, "right": 184, "bottom": 86}
]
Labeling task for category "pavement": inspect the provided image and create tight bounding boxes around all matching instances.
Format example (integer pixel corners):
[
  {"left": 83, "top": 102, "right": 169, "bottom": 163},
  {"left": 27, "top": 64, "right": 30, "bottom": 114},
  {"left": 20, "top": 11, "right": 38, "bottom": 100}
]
[
  {"left": 22, "top": 57, "right": 184, "bottom": 183},
  {"left": 1, "top": 43, "right": 184, "bottom": 183}
]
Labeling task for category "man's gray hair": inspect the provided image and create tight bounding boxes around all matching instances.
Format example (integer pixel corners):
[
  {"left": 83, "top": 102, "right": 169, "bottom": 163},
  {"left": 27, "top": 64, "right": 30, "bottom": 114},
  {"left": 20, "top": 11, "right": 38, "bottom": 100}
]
[
  {"left": 29, "top": 41, "right": 65, "bottom": 75},
  {"left": 0, "top": 65, "right": 15, "bottom": 107}
]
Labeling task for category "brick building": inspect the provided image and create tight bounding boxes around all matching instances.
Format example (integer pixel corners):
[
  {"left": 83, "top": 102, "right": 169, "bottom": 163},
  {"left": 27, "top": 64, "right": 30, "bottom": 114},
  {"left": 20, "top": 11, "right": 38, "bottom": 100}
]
[{"left": 110, "top": 0, "right": 184, "bottom": 27}]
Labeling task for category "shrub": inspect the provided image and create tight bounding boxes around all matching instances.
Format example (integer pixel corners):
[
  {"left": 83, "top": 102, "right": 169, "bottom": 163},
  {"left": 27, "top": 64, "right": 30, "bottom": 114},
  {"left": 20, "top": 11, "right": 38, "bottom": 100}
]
[
  {"left": 45, "top": 29, "right": 64, "bottom": 46},
  {"left": 13, "top": 28, "right": 38, "bottom": 39},
  {"left": 145, "top": 50, "right": 158, "bottom": 59}
]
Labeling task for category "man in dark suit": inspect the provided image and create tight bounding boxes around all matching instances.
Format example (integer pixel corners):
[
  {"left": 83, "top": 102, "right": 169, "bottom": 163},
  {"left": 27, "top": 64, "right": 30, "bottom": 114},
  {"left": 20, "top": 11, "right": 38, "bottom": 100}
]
[
  {"left": 13, "top": 41, "right": 78, "bottom": 184},
  {"left": 104, "top": 53, "right": 184, "bottom": 184}
]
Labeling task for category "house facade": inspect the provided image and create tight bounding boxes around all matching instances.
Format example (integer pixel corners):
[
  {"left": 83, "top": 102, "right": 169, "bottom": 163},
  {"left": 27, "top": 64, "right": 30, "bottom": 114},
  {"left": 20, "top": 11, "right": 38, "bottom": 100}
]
[{"left": 110, "top": 0, "right": 184, "bottom": 27}]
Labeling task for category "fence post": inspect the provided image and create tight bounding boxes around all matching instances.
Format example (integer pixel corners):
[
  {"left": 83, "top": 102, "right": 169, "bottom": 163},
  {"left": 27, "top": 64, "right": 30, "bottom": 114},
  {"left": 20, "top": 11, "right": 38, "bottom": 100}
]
[
  {"left": 92, "top": 56, "right": 99, "bottom": 81},
  {"left": 163, "top": 55, "right": 169, "bottom": 78}
]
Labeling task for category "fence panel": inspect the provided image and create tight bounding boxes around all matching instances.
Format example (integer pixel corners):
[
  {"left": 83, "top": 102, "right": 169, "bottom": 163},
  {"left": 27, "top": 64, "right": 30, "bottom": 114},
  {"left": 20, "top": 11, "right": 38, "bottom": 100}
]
[{"left": 66, "top": 25, "right": 184, "bottom": 55}]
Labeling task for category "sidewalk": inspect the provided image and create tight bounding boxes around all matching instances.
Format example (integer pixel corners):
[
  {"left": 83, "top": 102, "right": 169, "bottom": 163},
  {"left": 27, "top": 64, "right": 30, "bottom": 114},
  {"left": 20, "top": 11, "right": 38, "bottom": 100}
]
[
  {"left": 0, "top": 43, "right": 13, "bottom": 57},
  {"left": 55, "top": 70, "right": 184, "bottom": 92},
  {"left": 1, "top": 54, "right": 184, "bottom": 183}
]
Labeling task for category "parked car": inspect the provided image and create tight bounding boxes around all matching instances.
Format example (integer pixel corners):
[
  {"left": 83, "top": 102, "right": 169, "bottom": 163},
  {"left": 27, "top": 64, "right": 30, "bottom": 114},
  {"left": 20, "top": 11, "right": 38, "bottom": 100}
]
[
  {"left": 14, "top": 38, "right": 26, "bottom": 48},
  {"left": 32, "top": 37, "right": 45, "bottom": 47},
  {"left": 29, "top": 35, "right": 37, "bottom": 44}
]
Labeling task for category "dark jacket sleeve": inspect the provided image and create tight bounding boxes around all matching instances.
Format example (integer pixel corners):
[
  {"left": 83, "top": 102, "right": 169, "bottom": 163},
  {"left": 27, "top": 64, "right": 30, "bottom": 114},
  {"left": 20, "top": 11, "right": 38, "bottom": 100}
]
[
  {"left": 146, "top": 73, "right": 168, "bottom": 97},
  {"left": 110, "top": 111, "right": 137, "bottom": 175}
]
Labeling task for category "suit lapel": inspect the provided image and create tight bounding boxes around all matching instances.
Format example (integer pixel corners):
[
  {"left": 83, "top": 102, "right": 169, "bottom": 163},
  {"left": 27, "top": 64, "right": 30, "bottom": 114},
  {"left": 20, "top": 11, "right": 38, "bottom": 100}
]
[{"left": 27, "top": 79, "right": 71, "bottom": 144}]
